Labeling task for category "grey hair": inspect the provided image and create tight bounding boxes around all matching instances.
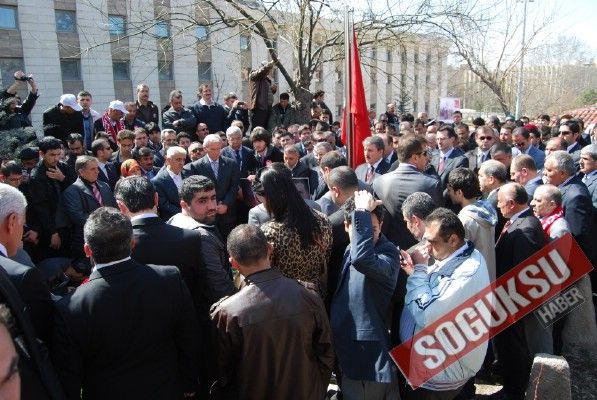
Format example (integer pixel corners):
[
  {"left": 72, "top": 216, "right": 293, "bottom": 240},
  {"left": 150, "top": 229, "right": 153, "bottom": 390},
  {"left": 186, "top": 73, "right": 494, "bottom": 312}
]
[
  {"left": 283, "top": 144, "right": 299, "bottom": 155},
  {"left": 75, "top": 155, "right": 97, "bottom": 172},
  {"left": 168, "top": 89, "right": 182, "bottom": 102},
  {"left": 402, "top": 192, "right": 436, "bottom": 220},
  {"left": 580, "top": 144, "right": 597, "bottom": 161},
  {"left": 314, "top": 142, "right": 333, "bottom": 153},
  {"left": 363, "top": 135, "right": 385, "bottom": 151},
  {"left": 226, "top": 126, "right": 242, "bottom": 138},
  {"left": 536, "top": 184, "right": 562, "bottom": 207},
  {"left": 546, "top": 151, "right": 576, "bottom": 177},
  {"left": 161, "top": 129, "right": 176, "bottom": 140},
  {"left": 166, "top": 146, "right": 187, "bottom": 158},
  {"left": 203, "top": 134, "right": 222, "bottom": 147},
  {"left": 84, "top": 207, "right": 133, "bottom": 263},
  {"left": 0, "top": 183, "right": 27, "bottom": 223},
  {"left": 479, "top": 160, "right": 508, "bottom": 183}
]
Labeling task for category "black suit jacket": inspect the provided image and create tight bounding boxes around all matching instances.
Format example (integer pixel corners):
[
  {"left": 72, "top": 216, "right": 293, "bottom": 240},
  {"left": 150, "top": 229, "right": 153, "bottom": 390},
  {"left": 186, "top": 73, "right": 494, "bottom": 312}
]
[
  {"left": 97, "top": 161, "right": 119, "bottom": 191},
  {"left": 326, "top": 206, "right": 349, "bottom": 310},
  {"left": 560, "top": 176, "right": 595, "bottom": 263},
  {"left": 151, "top": 168, "right": 182, "bottom": 221},
  {"left": 495, "top": 208, "right": 546, "bottom": 277},
  {"left": 0, "top": 256, "right": 65, "bottom": 400},
  {"left": 221, "top": 145, "right": 258, "bottom": 178},
  {"left": 52, "top": 259, "right": 199, "bottom": 399},
  {"left": 431, "top": 148, "right": 469, "bottom": 189}
]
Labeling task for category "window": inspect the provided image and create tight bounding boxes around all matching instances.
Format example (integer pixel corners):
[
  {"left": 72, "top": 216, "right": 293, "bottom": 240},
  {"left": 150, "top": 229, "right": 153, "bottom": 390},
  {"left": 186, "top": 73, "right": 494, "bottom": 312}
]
[
  {"left": 195, "top": 25, "right": 208, "bottom": 41},
  {"left": 155, "top": 20, "right": 170, "bottom": 38},
  {"left": 370, "top": 71, "right": 377, "bottom": 83},
  {"left": 0, "top": 58, "right": 25, "bottom": 87},
  {"left": 60, "top": 59, "right": 81, "bottom": 80},
  {"left": 158, "top": 60, "right": 173, "bottom": 80},
  {"left": 108, "top": 15, "right": 126, "bottom": 36},
  {"left": 387, "top": 73, "right": 392, "bottom": 84},
  {"left": 386, "top": 50, "right": 392, "bottom": 62},
  {"left": 0, "top": 6, "right": 18, "bottom": 30},
  {"left": 371, "top": 49, "right": 376, "bottom": 59},
  {"left": 240, "top": 35, "right": 251, "bottom": 50},
  {"left": 55, "top": 10, "right": 76, "bottom": 33},
  {"left": 401, "top": 50, "right": 407, "bottom": 64},
  {"left": 113, "top": 61, "right": 130, "bottom": 80},
  {"left": 198, "top": 62, "right": 212, "bottom": 82}
]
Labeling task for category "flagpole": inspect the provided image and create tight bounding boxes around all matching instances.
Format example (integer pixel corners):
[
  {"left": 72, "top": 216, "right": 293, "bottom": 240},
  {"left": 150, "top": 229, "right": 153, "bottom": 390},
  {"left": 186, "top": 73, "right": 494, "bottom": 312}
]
[{"left": 343, "top": 4, "right": 352, "bottom": 167}]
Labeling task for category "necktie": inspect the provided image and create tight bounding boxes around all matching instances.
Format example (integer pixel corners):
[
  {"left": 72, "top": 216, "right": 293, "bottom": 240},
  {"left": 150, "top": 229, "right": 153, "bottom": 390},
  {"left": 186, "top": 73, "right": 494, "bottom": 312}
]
[
  {"left": 92, "top": 183, "right": 103, "bottom": 206},
  {"left": 480, "top": 153, "right": 487, "bottom": 163},
  {"left": 438, "top": 156, "right": 446, "bottom": 174},
  {"left": 497, "top": 220, "right": 512, "bottom": 243},
  {"left": 211, "top": 160, "right": 219, "bottom": 179},
  {"left": 235, "top": 149, "right": 242, "bottom": 170},
  {"left": 365, "top": 165, "right": 375, "bottom": 184}
]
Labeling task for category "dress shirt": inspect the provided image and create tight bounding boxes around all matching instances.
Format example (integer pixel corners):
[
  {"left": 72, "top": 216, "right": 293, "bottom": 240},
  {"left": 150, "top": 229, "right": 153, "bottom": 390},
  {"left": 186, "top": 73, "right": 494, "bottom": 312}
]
[
  {"left": 369, "top": 158, "right": 383, "bottom": 171},
  {"left": 582, "top": 170, "right": 597, "bottom": 183},
  {"left": 97, "top": 161, "right": 108, "bottom": 178},
  {"left": 167, "top": 168, "right": 183, "bottom": 189},
  {"left": 0, "top": 243, "right": 7, "bottom": 257},
  {"left": 509, "top": 207, "right": 530, "bottom": 224},
  {"left": 439, "top": 147, "right": 455, "bottom": 160},
  {"left": 477, "top": 148, "right": 490, "bottom": 164},
  {"left": 94, "top": 256, "right": 132, "bottom": 271},
  {"left": 427, "top": 242, "right": 469, "bottom": 274},
  {"left": 130, "top": 212, "right": 159, "bottom": 222}
]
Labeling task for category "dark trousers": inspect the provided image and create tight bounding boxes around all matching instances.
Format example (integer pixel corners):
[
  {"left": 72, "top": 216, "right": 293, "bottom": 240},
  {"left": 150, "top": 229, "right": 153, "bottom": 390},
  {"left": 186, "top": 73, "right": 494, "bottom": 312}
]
[
  {"left": 493, "top": 322, "right": 532, "bottom": 399},
  {"left": 250, "top": 108, "right": 269, "bottom": 130}
]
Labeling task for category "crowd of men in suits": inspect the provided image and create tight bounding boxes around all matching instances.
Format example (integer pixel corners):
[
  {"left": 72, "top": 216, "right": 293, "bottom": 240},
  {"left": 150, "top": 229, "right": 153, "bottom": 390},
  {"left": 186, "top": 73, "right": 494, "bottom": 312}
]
[{"left": 0, "top": 75, "right": 597, "bottom": 400}]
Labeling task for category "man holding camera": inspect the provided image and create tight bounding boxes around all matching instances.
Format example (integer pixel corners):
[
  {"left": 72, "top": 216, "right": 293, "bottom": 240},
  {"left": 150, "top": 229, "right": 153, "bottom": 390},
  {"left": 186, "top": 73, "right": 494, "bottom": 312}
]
[{"left": 0, "top": 70, "right": 39, "bottom": 130}]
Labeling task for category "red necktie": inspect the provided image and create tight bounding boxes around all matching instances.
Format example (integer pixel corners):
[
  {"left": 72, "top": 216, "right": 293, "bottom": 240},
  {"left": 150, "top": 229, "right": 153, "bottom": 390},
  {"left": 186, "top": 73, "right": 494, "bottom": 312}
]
[
  {"left": 92, "top": 183, "right": 103, "bottom": 206},
  {"left": 365, "top": 165, "right": 375, "bottom": 184},
  {"left": 438, "top": 156, "right": 446, "bottom": 173}
]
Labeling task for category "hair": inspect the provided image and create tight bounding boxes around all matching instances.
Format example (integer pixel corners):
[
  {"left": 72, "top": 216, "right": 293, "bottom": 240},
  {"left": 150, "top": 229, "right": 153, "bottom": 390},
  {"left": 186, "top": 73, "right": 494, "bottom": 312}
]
[
  {"left": 259, "top": 163, "right": 321, "bottom": 248},
  {"left": 176, "top": 132, "right": 191, "bottom": 142},
  {"left": 546, "top": 151, "right": 576, "bottom": 177},
  {"left": 0, "top": 161, "right": 21, "bottom": 177},
  {"left": 115, "top": 176, "right": 156, "bottom": 212},
  {"left": 580, "top": 144, "right": 597, "bottom": 161},
  {"left": 161, "top": 129, "right": 176, "bottom": 141},
  {"left": 319, "top": 151, "right": 347, "bottom": 169},
  {"left": 401, "top": 113, "right": 415, "bottom": 122},
  {"left": 511, "top": 154, "right": 537, "bottom": 172},
  {"left": 198, "top": 83, "right": 211, "bottom": 95},
  {"left": 476, "top": 125, "right": 495, "bottom": 139},
  {"left": 283, "top": 144, "right": 299, "bottom": 156},
  {"left": 226, "top": 126, "right": 242, "bottom": 138},
  {"left": 84, "top": 207, "right": 132, "bottom": 263},
  {"left": 279, "top": 92, "right": 290, "bottom": 101},
  {"left": 503, "top": 182, "right": 529, "bottom": 205},
  {"left": 490, "top": 142, "right": 512, "bottom": 157},
  {"left": 77, "top": 90, "right": 92, "bottom": 99},
  {"left": 537, "top": 184, "right": 562, "bottom": 207},
  {"left": 166, "top": 146, "right": 187, "bottom": 158},
  {"left": 169, "top": 90, "right": 183, "bottom": 103},
  {"left": 452, "top": 110, "right": 462, "bottom": 116},
  {"left": 250, "top": 127, "right": 271, "bottom": 145},
  {"left": 120, "top": 159, "right": 140, "bottom": 177},
  {"left": 313, "top": 141, "right": 333, "bottom": 154},
  {"left": 547, "top": 136, "right": 567, "bottom": 150},
  {"left": 117, "top": 129, "right": 135, "bottom": 142},
  {"left": 313, "top": 90, "right": 325, "bottom": 98},
  {"left": 448, "top": 168, "right": 481, "bottom": 199},
  {"left": 473, "top": 117, "right": 486, "bottom": 126},
  {"left": 513, "top": 127, "right": 530, "bottom": 140},
  {"left": 561, "top": 120, "right": 580, "bottom": 134},
  {"left": 343, "top": 195, "right": 384, "bottom": 225},
  {"left": 402, "top": 192, "right": 436, "bottom": 219},
  {"left": 134, "top": 147, "right": 154, "bottom": 159},
  {"left": 66, "top": 133, "right": 83, "bottom": 145},
  {"left": 136, "top": 83, "right": 149, "bottom": 92},
  {"left": 179, "top": 175, "right": 215, "bottom": 204},
  {"left": 202, "top": 134, "right": 221, "bottom": 147},
  {"left": 0, "top": 183, "right": 27, "bottom": 223},
  {"left": 396, "top": 135, "right": 425, "bottom": 163},
  {"left": 90, "top": 139, "right": 109, "bottom": 156},
  {"left": 145, "top": 122, "right": 160, "bottom": 135},
  {"left": 134, "top": 127, "right": 148, "bottom": 138},
  {"left": 363, "top": 135, "right": 385, "bottom": 151},
  {"left": 479, "top": 160, "right": 508, "bottom": 183},
  {"left": 438, "top": 125, "right": 457, "bottom": 139},
  {"left": 38, "top": 137, "right": 63, "bottom": 153},
  {"left": 227, "top": 224, "right": 269, "bottom": 266},
  {"left": 74, "top": 155, "right": 96, "bottom": 172},
  {"left": 424, "top": 208, "right": 465, "bottom": 242},
  {"left": 327, "top": 166, "right": 358, "bottom": 192},
  {"left": 315, "top": 121, "right": 330, "bottom": 132}
]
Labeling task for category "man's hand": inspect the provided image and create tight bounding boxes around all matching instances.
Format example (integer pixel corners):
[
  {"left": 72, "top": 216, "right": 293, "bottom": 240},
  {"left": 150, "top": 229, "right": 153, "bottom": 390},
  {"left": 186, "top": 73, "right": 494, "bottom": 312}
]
[
  {"left": 23, "top": 230, "right": 39, "bottom": 245},
  {"left": 410, "top": 244, "right": 429, "bottom": 266},
  {"left": 46, "top": 167, "right": 65, "bottom": 182},
  {"left": 173, "top": 120, "right": 180, "bottom": 127},
  {"left": 50, "top": 232, "right": 61, "bottom": 250},
  {"left": 400, "top": 249, "right": 415, "bottom": 276},
  {"left": 28, "top": 75, "right": 37, "bottom": 93},
  {"left": 353, "top": 190, "right": 382, "bottom": 212},
  {"left": 216, "top": 203, "right": 228, "bottom": 215},
  {"left": 271, "top": 83, "right": 278, "bottom": 94}
]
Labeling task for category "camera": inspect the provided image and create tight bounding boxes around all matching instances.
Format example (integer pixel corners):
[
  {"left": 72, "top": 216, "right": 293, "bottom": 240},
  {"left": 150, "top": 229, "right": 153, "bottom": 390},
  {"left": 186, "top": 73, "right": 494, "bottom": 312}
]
[{"left": 16, "top": 75, "right": 33, "bottom": 82}]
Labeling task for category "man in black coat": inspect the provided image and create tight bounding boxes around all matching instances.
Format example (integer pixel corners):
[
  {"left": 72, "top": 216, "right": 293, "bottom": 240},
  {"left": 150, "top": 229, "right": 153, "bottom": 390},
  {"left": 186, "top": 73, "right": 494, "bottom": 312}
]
[
  {"left": 62, "top": 156, "right": 117, "bottom": 260},
  {"left": 431, "top": 125, "right": 469, "bottom": 210},
  {"left": 151, "top": 146, "right": 185, "bottom": 221},
  {"left": 494, "top": 183, "right": 549, "bottom": 400},
  {"left": 0, "top": 183, "right": 65, "bottom": 400},
  {"left": 42, "top": 94, "right": 84, "bottom": 143},
  {"left": 52, "top": 207, "right": 199, "bottom": 399},
  {"left": 91, "top": 139, "right": 119, "bottom": 191}
]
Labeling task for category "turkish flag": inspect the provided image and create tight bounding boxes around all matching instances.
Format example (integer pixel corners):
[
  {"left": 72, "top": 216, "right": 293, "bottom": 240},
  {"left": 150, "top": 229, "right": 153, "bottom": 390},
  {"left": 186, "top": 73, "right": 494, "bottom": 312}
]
[{"left": 341, "top": 26, "right": 370, "bottom": 168}]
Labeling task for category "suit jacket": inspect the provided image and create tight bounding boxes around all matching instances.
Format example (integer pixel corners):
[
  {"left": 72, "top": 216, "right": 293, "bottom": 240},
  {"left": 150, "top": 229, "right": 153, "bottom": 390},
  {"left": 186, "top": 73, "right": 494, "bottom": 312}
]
[
  {"left": 524, "top": 176, "right": 543, "bottom": 201},
  {"left": 97, "top": 161, "right": 119, "bottom": 191},
  {"left": 487, "top": 187, "right": 508, "bottom": 242},
  {"left": 431, "top": 147, "right": 469, "bottom": 189},
  {"left": 221, "top": 145, "right": 258, "bottom": 178},
  {"left": 466, "top": 148, "right": 491, "bottom": 174},
  {"left": 300, "top": 152, "right": 317, "bottom": 169},
  {"left": 62, "top": 178, "right": 117, "bottom": 258},
  {"left": 559, "top": 176, "right": 595, "bottom": 263},
  {"left": 512, "top": 146, "right": 545, "bottom": 170},
  {"left": 52, "top": 259, "right": 199, "bottom": 399},
  {"left": 326, "top": 206, "right": 349, "bottom": 309},
  {"left": 354, "top": 159, "right": 391, "bottom": 185},
  {"left": 254, "top": 145, "right": 284, "bottom": 171},
  {"left": 372, "top": 164, "right": 443, "bottom": 249},
  {"left": 183, "top": 155, "right": 240, "bottom": 224},
  {"left": 584, "top": 172, "right": 597, "bottom": 209},
  {"left": 151, "top": 168, "right": 182, "bottom": 221},
  {"left": 330, "top": 210, "right": 400, "bottom": 382},
  {"left": 0, "top": 256, "right": 65, "bottom": 400},
  {"left": 568, "top": 141, "right": 582, "bottom": 168}
]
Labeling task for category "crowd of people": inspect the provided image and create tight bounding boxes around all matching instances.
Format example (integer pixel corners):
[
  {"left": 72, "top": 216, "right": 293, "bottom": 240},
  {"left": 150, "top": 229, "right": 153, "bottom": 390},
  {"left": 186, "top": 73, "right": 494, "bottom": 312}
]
[{"left": 0, "top": 66, "right": 596, "bottom": 400}]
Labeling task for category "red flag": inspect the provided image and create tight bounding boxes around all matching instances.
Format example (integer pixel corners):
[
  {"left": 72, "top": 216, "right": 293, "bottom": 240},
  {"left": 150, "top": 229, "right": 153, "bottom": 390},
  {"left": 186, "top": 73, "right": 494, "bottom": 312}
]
[{"left": 342, "top": 26, "right": 370, "bottom": 168}]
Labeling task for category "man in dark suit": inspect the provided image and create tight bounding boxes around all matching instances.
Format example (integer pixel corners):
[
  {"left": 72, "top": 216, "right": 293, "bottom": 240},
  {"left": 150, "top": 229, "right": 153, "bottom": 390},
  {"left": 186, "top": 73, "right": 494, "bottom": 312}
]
[
  {"left": 0, "top": 183, "right": 65, "bottom": 400},
  {"left": 494, "top": 183, "right": 549, "bottom": 400},
  {"left": 373, "top": 135, "right": 442, "bottom": 250},
  {"left": 431, "top": 125, "right": 469, "bottom": 210},
  {"left": 511, "top": 154, "right": 542, "bottom": 201},
  {"left": 91, "top": 139, "right": 119, "bottom": 191},
  {"left": 221, "top": 126, "right": 257, "bottom": 178},
  {"left": 479, "top": 160, "right": 509, "bottom": 241},
  {"left": 151, "top": 146, "right": 185, "bottom": 220},
  {"left": 52, "top": 207, "right": 199, "bottom": 399},
  {"left": 580, "top": 144, "right": 597, "bottom": 209},
  {"left": 283, "top": 145, "right": 319, "bottom": 195},
  {"left": 183, "top": 134, "right": 239, "bottom": 238},
  {"left": 558, "top": 120, "right": 583, "bottom": 167},
  {"left": 354, "top": 135, "right": 391, "bottom": 185},
  {"left": 62, "top": 156, "right": 117, "bottom": 260},
  {"left": 466, "top": 125, "right": 496, "bottom": 174}
]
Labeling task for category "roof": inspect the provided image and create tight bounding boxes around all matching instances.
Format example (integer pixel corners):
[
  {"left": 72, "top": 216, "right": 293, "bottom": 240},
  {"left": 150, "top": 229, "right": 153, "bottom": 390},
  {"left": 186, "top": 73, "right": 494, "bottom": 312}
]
[{"left": 561, "top": 104, "right": 597, "bottom": 125}]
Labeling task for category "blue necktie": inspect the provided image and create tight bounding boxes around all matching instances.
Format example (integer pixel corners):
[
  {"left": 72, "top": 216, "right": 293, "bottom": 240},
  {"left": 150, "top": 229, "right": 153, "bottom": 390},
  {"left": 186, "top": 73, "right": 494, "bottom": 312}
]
[{"left": 235, "top": 149, "right": 242, "bottom": 170}]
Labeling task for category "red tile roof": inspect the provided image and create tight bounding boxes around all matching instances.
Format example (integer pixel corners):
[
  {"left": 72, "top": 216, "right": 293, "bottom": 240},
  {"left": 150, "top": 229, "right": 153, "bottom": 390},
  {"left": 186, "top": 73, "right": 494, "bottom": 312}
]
[{"left": 561, "top": 104, "right": 597, "bottom": 125}]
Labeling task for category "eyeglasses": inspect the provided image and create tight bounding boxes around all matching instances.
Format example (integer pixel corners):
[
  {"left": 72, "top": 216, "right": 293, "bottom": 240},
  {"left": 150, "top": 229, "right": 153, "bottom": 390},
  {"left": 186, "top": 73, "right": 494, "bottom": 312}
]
[
  {"left": 479, "top": 136, "right": 493, "bottom": 140},
  {"left": 559, "top": 131, "right": 572, "bottom": 135},
  {"left": 190, "top": 148, "right": 203, "bottom": 153},
  {"left": 198, "top": 128, "right": 208, "bottom": 131}
]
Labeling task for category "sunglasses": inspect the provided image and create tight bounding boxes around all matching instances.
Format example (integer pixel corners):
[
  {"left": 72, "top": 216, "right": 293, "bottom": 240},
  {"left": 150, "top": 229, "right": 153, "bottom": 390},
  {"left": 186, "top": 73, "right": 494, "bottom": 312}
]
[
  {"left": 190, "top": 148, "right": 203, "bottom": 152},
  {"left": 479, "top": 136, "right": 493, "bottom": 140}
]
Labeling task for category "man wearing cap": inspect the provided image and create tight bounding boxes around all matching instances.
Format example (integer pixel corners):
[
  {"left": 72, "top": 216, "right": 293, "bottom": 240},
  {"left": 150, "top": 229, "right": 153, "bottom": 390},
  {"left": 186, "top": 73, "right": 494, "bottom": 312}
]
[
  {"left": 223, "top": 92, "right": 249, "bottom": 132},
  {"left": 94, "top": 100, "right": 128, "bottom": 143},
  {"left": 42, "top": 93, "right": 84, "bottom": 143},
  {"left": 192, "top": 84, "right": 227, "bottom": 134}
]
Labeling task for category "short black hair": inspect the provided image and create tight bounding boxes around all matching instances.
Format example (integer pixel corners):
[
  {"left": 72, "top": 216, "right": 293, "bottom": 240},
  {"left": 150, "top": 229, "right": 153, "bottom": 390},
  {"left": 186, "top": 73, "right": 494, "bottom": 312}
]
[
  {"left": 562, "top": 120, "right": 580, "bottom": 134},
  {"left": 227, "top": 224, "right": 269, "bottom": 266},
  {"left": 425, "top": 208, "right": 465, "bottom": 242},
  {"left": 279, "top": 92, "right": 290, "bottom": 101},
  {"left": 115, "top": 176, "right": 156, "bottom": 213},
  {"left": 250, "top": 127, "right": 271, "bottom": 145},
  {"left": 448, "top": 168, "right": 481, "bottom": 200},
  {"left": 343, "top": 195, "right": 384, "bottom": 225},
  {"left": 84, "top": 207, "right": 132, "bottom": 263},
  {"left": 176, "top": 132, "right": 191, "bottom": 142},
  {"left": 490, "top": 142, "right": 512, "bottom": 157},
  {"left": 439, "top": 125, "right": 457, "bottom": 139},
  {"left": 320, "top": 151, "right": 347, "bottom": 169},
  {"left": 145, "top": 122, "right": 160, "bottom": 134},
  {"left": 327, "top": 166, "right": 358, "bottom": 192},
  {"left": 473, "top": 117, "right": 486, "bottom": 126},
  {"left": 38, "top": 137, "right": 63, "bottom": 153},
  {"left": 91, "top": 139, "right": 109, "bottom": 157},
  {"left": 513, "top": 127, "right": 530, "bottom": 140},
  {"left": 397, "top": 135, "right": 425, "bottom": 163},
  {"left": 0, "top": 161, "right": 22, "bottom": 177},
  {"left": 179, "top": 175, "right": 215, "bottom": 204},
  {"left": 134, "top": 147, "right": 154, "bottom": 159},
  {"left": 67, "top": 133, "right": 83, "bottom": 145},
  {"left": 402, "top": 192, "right": 436, "bottom": 219},
  {"left": 507, "top": 183, "right": 529, "bottom": 205}
]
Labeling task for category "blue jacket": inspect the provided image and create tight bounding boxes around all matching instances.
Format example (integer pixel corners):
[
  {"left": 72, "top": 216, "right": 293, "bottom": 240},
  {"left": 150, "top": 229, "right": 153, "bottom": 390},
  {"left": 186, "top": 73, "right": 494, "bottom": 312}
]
[{"left": 330, "top": 210, "right": 400, "bottom": 382}]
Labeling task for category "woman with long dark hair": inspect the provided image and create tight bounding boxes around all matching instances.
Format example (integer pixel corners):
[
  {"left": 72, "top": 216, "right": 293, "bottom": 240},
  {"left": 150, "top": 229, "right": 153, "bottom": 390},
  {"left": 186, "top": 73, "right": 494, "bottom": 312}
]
[{"left": 259, "top": 163, "right": 332, "bottom": 295}]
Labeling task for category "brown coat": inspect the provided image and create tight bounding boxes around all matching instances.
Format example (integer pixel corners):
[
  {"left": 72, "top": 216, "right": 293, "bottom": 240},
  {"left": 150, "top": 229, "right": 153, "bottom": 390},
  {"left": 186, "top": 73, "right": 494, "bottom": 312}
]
[
  {"left": 248, "top": 64, "right": 274, "bottom": 111},
  {"left": 210, "top": 268, "right": 334, "bottom": 400}
]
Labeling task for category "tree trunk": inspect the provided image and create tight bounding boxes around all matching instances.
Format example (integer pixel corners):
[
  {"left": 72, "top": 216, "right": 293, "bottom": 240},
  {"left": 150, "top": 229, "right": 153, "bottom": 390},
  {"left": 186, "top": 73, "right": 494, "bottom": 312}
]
[{"left": 292, "top": 87, "right": 313, "bottom": 123}]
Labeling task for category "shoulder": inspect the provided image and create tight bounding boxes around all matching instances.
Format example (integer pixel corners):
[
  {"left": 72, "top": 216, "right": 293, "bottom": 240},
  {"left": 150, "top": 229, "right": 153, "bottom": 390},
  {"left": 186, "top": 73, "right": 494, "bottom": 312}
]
[{"left": 0, "top": 257, "right": 30, "bottom": 277}]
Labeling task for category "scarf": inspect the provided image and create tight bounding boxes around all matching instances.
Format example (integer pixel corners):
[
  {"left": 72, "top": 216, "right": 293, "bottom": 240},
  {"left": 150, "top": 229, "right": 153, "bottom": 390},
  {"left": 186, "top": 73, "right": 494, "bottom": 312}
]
[
  {"left": 540, "top": 207, "right": 564, "bottom": 238},
  {"left": 101, "top": 113, "right": 124, "bottom": 142}
]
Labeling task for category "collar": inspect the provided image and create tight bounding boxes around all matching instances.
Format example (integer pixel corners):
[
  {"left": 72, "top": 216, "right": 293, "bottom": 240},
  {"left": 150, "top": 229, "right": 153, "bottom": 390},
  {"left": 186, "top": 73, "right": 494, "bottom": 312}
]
[
  {"left": 559, "top": 175, "right": 575, "bottom": 188},
  {"left": 567, "top": 142, "right": 577, "bottom": 152},
  {"left": 478, "top": 148, "right": 490, "bottom": 156},
  {"left": 167, "top": 167, "right": 182, "bottom": 180},
  {"left": 488, "top": 187, "right": 499, "bottom": 198},
  {"left": 510, "top": 207, "right": 530, "bottom": 223},
  {"left": 97, "top": 161, "right": 106, "bottom": 168},
  {"left": 585, "top": 170, "right": 597, "bottom": 178},
  {"left": 130, "top": 212, "right": 159, "bottom": 222},
  {"left": 0, "top": 243, "right": 7, "bottom": 257},
  {"left": 199, "top": 98, "right": 214, "bottom": 106},
  {"left": 94, "top": 256, "right": 131, "bottom": 271},
  {"left": 439, "top": 147, "right": 454, "bottom": 159},
  {"left": 400, "top": 162, "right": 417, "bottom": 170},
  {"left": 431, "top": 242, "right": 469, "bottom": 272},
  {"left": 368, "top": 158, "right": 382, "bottom": 170},
  {"left": 207, "top": 155, "right": 219, "bottom": 163}
]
